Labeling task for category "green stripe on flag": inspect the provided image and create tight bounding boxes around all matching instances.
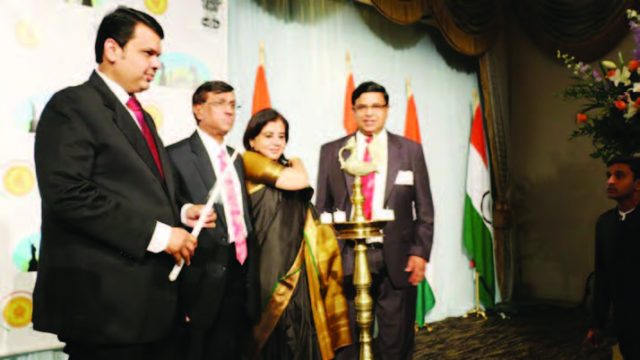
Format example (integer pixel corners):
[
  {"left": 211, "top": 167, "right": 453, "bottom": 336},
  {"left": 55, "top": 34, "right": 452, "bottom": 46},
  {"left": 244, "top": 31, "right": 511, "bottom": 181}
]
[
  {"left": 415, "top": 278, "right": 436, "bottom": 327},
  {"left": 462, "top": 195, "right": 495, "bottom": 308}
]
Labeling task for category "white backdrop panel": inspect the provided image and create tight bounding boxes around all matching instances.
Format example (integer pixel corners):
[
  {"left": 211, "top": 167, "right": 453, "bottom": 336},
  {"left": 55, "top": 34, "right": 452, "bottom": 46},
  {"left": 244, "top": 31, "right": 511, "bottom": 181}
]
[{"left": 0, "top": 0, "right": 227, "bottom": 356}]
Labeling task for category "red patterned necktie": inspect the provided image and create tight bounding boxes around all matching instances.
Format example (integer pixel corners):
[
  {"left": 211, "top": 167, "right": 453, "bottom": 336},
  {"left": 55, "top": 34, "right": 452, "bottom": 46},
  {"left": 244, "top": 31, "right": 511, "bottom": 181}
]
[
  {"left": 361, "top": 136, "right": 375, "bottom": 220},
  {"left": 217, "top": 148, "right": 248, "bottom": 265},
  {"left": 126, "top": 96, "right": 164, "bottom": 179}
]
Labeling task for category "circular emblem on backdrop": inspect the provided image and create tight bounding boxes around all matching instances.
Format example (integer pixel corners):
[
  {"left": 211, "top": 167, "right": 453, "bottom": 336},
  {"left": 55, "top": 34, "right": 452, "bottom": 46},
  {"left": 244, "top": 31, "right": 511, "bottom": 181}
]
[
  {"left": 15, "top": 20, "right": 38, "bottom": 48},
  {"left": 2, "top": 163, "right": 36, "bottom": 197},
  {"left": 2, "top": 292, "right": 32, "bottom": 329},
  {"left": 145, "top": 0, "right": 168, "bottom": 15},
  {"left": 144, "top": 104, "right": 164, "bottom": 130}
]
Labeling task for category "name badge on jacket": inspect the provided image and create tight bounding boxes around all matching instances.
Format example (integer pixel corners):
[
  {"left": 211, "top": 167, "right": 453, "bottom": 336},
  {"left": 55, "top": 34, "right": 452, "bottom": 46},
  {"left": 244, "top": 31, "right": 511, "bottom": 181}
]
[{"left": 394, "top": 170, "right": 414, "bottom": 186}]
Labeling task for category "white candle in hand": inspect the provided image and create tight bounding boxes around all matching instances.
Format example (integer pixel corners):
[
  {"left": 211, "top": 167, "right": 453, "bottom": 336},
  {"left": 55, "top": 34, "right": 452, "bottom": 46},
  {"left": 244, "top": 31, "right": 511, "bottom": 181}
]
[{"left": 168, "top": 149, "right": 239, "bottom": 282}]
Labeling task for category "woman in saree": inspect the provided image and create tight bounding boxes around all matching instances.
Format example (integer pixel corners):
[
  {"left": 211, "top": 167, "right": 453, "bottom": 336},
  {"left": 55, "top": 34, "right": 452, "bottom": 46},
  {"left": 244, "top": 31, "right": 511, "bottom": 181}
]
[{"left": 242, "top": 108, "right": 352, "bottom": 360}]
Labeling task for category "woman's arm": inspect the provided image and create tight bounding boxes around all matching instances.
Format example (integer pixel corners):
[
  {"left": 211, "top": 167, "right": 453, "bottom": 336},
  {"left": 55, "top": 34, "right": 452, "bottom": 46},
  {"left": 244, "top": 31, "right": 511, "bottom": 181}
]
[{"left": 275, "top": 157, "right": 310, "bottom": 190}]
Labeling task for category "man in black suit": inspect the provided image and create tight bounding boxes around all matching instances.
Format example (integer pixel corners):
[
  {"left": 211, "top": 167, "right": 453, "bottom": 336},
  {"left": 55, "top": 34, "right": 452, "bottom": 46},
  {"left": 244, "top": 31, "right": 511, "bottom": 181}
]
[
  {"left": 586, "top": 156, "right": 640, "bottom": 359},
  {"left": 33, "top": 7, "right": 212, "bottom": 360},
  {"left": 167, "top": 81, "right": 257, "bottom": 359},
  {"left": 316, "top": 81, "right": 434, "bottom": 359}
]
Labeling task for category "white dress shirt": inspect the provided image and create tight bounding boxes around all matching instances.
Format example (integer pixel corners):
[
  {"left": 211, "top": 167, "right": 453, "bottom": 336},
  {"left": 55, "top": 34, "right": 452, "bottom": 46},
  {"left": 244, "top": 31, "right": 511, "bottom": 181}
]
[{"left": 193, "top": 128, "right": 247, "bottom": 244}]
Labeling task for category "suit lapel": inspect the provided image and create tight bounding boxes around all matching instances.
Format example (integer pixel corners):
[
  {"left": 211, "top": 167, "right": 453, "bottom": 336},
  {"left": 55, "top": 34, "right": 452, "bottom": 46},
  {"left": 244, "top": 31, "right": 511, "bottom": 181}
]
[
  {"left": 385, "top": 132, "right": 402, "bottom": 204},
  {"left": 189, "top": 133, "right": 228, "bottom": 229},
  {"left": 189, "top": 133, "right": 215, "bottom": 191},
  {"left": 89, "top": 72, "right": 165, "bottom": 185}
]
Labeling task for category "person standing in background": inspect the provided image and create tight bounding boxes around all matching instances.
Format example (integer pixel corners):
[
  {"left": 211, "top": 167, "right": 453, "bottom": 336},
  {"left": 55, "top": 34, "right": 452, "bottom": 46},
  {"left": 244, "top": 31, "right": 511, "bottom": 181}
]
[
  {"left": 315, "top": 81, "right": 434, "bottom": 360},
  {"left": 586, "top": 156, "right": 640, "bottom": 359},
  {"left": 167, "top": 81, "right": 258, "bottom": 360}
]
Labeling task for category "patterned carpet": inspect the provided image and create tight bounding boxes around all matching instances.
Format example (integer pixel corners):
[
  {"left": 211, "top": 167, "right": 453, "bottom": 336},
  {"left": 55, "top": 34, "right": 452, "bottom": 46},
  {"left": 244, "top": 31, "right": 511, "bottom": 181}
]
[{"left": 413, "top": 303, "right": 615, "bottom": 360}]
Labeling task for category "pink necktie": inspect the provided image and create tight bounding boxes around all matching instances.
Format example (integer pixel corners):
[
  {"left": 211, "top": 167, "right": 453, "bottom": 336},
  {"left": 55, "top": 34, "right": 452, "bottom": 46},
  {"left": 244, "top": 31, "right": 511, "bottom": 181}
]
[
  {"left": 217, "top": 148, "right": 248, "bottom": 265},
  {"left": 361, "top": 136, "right": 375, "bottom": 220},
  {"left": 126, "top": 96, "right": 164, "bottom": 179}
]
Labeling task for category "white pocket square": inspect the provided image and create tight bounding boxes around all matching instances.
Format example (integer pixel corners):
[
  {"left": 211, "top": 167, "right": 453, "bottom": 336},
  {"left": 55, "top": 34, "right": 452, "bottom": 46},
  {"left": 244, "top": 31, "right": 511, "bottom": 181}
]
[{"left": 394, "top": 170, "right": 414, "bottom": 185}]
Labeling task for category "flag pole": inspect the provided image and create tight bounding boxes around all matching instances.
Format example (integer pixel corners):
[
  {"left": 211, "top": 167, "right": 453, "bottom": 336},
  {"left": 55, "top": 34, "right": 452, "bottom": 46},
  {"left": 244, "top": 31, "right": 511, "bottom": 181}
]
[
  {"left": 406, "top": 77, "right": 412, "bottom": 98},
  {"left": 472, "top": 89, "right": 479, "bottom": 111},
  {"left": 464, "top": 269, "right": 488, "bottom": 319},
  {"left": 259, "top": 41, "right": 265, "bottom": 66}
]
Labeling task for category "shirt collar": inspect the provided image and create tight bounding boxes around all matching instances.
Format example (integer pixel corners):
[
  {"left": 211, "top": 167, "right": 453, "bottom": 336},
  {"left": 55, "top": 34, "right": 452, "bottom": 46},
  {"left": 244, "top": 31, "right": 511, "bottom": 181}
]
[
  {"left": 356, "top": 129, "right": 387, "bottom": 143},
  {"left": 196, "top": 127, "right": 226, "bottom": 155},
  {"left": 618, "top": 206, "right": 636, "bottom": 221},
  {"left": 96, "top": 69, "right": 131, "bottom": 106}
]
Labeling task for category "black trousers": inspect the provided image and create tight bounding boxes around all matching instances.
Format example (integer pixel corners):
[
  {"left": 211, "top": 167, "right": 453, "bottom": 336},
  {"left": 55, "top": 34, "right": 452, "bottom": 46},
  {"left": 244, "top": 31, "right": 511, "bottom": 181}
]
[
  {"left": 335, "top": 248, "right": 417, "bottom": 360},
  {"left": 183, "top": 257, "right": 250, "bottom": 360}
]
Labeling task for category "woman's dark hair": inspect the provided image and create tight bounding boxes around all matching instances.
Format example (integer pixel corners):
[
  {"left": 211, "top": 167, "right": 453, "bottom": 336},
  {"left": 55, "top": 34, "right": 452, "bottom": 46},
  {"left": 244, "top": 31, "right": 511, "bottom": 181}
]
[
  {"left": 243, "top": 108, "right": 289, "bottom": 149},
  {"left": 243, "top": 108, "right": 290, "bottom": 164}
]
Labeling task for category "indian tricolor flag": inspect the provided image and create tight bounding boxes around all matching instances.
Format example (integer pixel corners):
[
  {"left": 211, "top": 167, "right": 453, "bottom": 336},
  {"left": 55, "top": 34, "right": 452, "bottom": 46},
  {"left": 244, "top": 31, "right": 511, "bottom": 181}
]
[
  {"left": 404, "top": 79, "right": 435, "bottom": 328},
  {"left": 343, "top": 51, "right": 356, "bottom": 134},
  {"left": 252, "top": 42, "right": 271, "bottom": 115},
  {"left": 462, "top": 94, "right": 495, "bottom": 308}
]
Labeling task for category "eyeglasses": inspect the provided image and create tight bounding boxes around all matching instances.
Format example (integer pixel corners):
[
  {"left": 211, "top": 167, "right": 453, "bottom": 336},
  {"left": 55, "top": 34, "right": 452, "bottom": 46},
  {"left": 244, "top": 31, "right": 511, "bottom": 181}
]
[
  {"left": 202, "top": 100, "right": 239, "bottom": 110},
  {"left": 353, "top": 104, "right": 388, "bottom": 113}
]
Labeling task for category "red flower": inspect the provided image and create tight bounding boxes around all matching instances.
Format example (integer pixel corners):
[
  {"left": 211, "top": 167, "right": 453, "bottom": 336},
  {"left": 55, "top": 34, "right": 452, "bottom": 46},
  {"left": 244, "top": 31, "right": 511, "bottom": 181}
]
[
  {"left": 629, "top": 59, "right": 639, "bottom": 72},
  {"left": 469, "top": 260, "right": 476, "bottom": 269},
  {"left": 607, "top": 69, "right": 617, "bottom": 78},
  {"left": 576, "top": 113, "right": 588, "bottom": 123},
  {"left": 615, "top": 100, "right": 627, "bottom": 110}
]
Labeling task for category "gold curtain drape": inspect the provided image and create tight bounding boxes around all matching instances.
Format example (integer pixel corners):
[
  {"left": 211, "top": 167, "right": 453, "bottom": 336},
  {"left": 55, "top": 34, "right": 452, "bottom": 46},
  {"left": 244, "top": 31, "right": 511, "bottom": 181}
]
[
  {"left": 370, "top": 0, "right": 500, "bottom": 56},
  {"left": 513, "top": 0, "right": 638, "bottom": 62}
]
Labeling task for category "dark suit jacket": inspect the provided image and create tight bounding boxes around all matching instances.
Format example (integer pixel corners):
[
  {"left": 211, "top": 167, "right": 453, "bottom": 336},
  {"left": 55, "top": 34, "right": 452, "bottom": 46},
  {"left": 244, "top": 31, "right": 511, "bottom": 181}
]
[
  {"left": 167, "top": 132, "right": 259, "bottom": 329},
  {"left": 315, "top": 131, "right": 434, "bottom": 288},
  {"left": 33, "top": 71, "right": 180, "bottom": 344},
  {"left": 591, "top": 207, "right": 640, "bottom": 337}
]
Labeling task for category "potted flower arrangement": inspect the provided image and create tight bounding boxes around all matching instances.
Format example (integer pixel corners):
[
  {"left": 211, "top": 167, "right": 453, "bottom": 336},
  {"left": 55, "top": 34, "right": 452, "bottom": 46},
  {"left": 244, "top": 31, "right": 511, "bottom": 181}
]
[{"left": 558, "top": 9, "right": 640, "bottom": 162}]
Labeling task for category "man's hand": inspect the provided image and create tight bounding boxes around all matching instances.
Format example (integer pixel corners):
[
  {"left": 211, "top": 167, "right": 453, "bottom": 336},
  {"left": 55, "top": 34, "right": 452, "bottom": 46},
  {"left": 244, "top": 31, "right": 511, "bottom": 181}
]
[
  {"left": 584, "top": 328, "right": 602, "bottom": 347},
  {"left": 405, "top": 255, "right": 427, "bottom": 286},
  {"left": 165, "top": 227, "right": 197, "bottom": 265},
  {"left": 184, "top": 204, "right": 216, "bottom": 228}
]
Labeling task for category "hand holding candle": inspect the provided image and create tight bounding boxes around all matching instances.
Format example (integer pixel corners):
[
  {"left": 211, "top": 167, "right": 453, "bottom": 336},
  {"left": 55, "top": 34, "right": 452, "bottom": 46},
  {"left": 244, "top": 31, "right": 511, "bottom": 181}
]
[{"left": 168, "top": 149, "right": 239, "bottom": 281}]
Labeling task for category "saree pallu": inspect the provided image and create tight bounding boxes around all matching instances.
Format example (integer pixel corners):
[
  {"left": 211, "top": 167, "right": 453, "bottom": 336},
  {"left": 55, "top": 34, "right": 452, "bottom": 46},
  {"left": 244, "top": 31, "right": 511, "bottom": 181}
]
[{"left": 243, "top": 151, "right": 351, "bottom": 360}]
